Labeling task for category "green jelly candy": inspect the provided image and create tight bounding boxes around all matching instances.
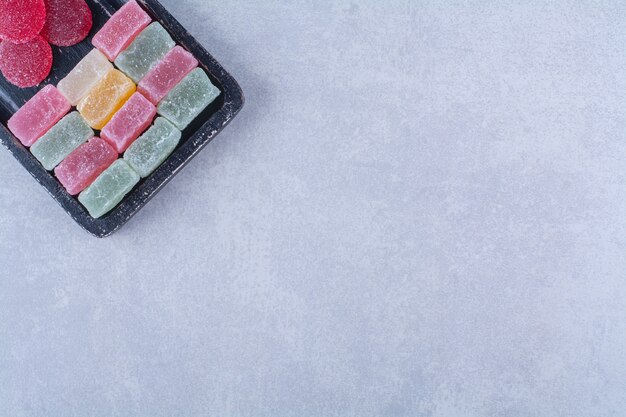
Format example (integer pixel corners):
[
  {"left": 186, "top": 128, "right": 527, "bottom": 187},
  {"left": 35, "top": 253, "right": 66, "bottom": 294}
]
[
  {"left": 157, "top": 68, "right": 220, "bottom": 130},
  {"left": 124, "top": 117, "right": 181, "bottom": 177},
  {"left": 78, "top": 159, "right": 140, "bottom": 218},
  {"left": 115, "top": 23, "right": 175, "bottom": 83},
  {"left": 30, "top": 112, "right": 93, "bottom": 170}
]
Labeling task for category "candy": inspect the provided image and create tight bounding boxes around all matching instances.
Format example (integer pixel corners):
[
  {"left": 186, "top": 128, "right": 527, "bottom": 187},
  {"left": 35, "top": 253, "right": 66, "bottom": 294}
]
[
  {"left": 115, "top": 22, "right": 175, "bottom": 83},
  {"left": 57, "top": 49, "right": 112, "bottom": 105},
  {"left": 157, "top": 68, "right": 220, "bottom": 130},
  {"left": 7, "top": 85, "right": 70, "bottom": 146},
  {"left": 0, "top": 0, "right": 46, "bottom": 44},
  {"left": 78, "top": 159, "right": 140, "bottom": 218},
  {"left": 92, "top": 0, "right": 151, "bottom": 61},
  {"left": 138, "top": 45, "right": 198, "bottom": 105},
  {"left": 101, "top": 92, "right": 156, "bottom": 153},
  {"left": 124, "top": 117, "right": 180, "bottom": 177},
  {"left": 40, "top": 0, "right": 92, "bottom": 47},
  {"left": 54, "top": 137, "right": 117, "bottom": 195},
  {"left": 30, "top": 111, "right": 93, "bottom": 170},
  {"left": 0, "top": 35, "right": 52, "bottom": 88},
  {"left": 77, "top": 68, "right": 136, "bottom": 129}
]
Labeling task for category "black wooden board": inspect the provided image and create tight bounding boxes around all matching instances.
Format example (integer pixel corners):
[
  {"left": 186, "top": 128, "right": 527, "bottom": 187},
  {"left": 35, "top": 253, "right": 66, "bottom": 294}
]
[{"left": 0, "top": 0, "right": 244, "bottom": 237}]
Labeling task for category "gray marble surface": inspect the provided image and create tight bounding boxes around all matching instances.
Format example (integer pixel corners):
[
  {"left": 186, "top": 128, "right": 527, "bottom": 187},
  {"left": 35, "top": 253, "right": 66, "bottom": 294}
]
[{"left": 1, "top": 1, "right": 626, "bottom": 416}]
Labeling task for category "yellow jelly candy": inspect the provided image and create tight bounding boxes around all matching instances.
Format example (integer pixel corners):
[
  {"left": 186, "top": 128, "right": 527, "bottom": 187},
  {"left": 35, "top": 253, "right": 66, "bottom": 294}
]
[{"left": 77, "top": 69, "right": 136, "bottom": 130}]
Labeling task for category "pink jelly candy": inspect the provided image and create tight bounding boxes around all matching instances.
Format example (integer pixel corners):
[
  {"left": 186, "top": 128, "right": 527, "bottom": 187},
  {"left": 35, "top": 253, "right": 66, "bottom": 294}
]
[
  {"left": 8, "top": 85, "right": 70, "bottom": 146},
  {"left": 0, "top": 0, "right": 47, "bottom": 44},
  {"left": 138, "top": 46, "right": 198, "bottom": 105},
  {"left": 101, "top": 92, "right": 156, "bottom": 153},
  {"left": 0, "top": 35, "right": 53, "bottom": 88},
  {"left": 40, "top": 0, "right": 93, "bottom": 47},
  {"left": 54, "top": 137, "right": 117, "bottom": 195},
  {"left": 92, "top": 0, "right": 151, "bottom": 61}
]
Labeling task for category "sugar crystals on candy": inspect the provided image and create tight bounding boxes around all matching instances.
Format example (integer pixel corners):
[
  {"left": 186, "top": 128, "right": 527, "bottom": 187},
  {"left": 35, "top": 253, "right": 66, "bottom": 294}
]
[
  {"left": 0, "top": 0, "right": 47, "bottom": 44},
  {"left": 157, "top": 68, "right": 220, "bottom": 130},
  {"left": 0, "top": 35, "right": 52, "bottom": 88},
  {"left": 101, "top": 92, "right": 156, "bottom": 153},
  {"left": 40, "top": 0, "right": 92, "bottom": 47},
  {"left": 78, "top": 159, "right": 140, "bottom": 218},
  {"left": 115, "top": 22, "right": 175, "bottom": 83},
  {"left": 4, "top": 0, "right": 231, "bottom": 223},
  {"left": 57, "top": 49, "right": 112, "bottom": 105},
  {"left": 77, "top": 68, "right": 136, "bottom": 130},
  {"left": 92, "top": 0, "right": 151, "bottom": 61},
  {"left": 7, "top": 85, "right": 70, "bottom": 146},
  {"left": 30, "top": 111, "right": 93, "bottom": 170},
  {"left": 124, "top": 117, "right": 180, "bottom": 177},
  {"left": 138, "top": 45, "right": 198, "bottom": 105},
  {"left": 54, "top": 137, "right": 117, "bottom": 195}
]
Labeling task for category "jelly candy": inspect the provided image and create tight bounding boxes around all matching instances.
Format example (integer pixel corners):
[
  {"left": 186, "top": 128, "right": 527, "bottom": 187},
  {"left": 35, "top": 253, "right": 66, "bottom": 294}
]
[
  {"left": 55, "top": 137, "right": 117, "bottom": 195},
  {"left": 40, "top": 0, "right": 93, "bottom": 47},
  {"left": 92, "top": 0, "right": 151, "bottom": 61},
  {"left": 0, "top": 35, "right": 52, "bottom": 87},
  {"left": 138, "top": 45, "right": 198, "bottom": 105},
  {"left": 78, "top": 159, "right": 140, "bottom": 218},
  {"left": 30, "top": 111, "right": 93, "bottom": 170},
  {"left": 77, "top": 68, "right": 136, "bottom": 130},
  {"left": 57, "top": 49, "right": 112, "bottom": 105},
  {"left": 7, "top": 85, "right": 70, "bottom": 146},
  {"left": 101, "top": 92, "right": 156, "bottom": 153},
  {"left": 124, "top": 117, "right": 180, "bottom": 177},
  {"left": 115, "top": 22, "right": 174, "bottom": 83},
  {"left": 0, "top": 0, "right": 46, "bottom": 44},
  {"left": 157, "top": 68, "right": 220, "bottom": 130}
]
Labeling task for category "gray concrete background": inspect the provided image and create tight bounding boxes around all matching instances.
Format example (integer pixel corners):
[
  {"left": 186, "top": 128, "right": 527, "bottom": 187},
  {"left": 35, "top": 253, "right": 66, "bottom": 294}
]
[{"left": 1, "top": 1, "right": 626, "bottom": 416}]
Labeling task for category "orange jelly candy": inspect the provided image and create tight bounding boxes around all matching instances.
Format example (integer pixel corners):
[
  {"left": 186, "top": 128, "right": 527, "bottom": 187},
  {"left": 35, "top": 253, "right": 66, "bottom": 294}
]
[{"left": 77, "top": 68, "right": 135, "bottom": 129}]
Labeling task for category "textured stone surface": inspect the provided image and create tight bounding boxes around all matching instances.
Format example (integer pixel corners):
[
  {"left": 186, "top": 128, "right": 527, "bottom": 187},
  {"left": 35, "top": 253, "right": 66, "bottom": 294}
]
[
  {"left": 157, "top": 68, "right": 219, "bottom": 130},
  {"left": 2, "top": 1, "right": 626, "bottom": 416},
  {"left": 57, "top": 49, "right": 112, "bottom": 106},
  {"left": 78, "top": 159, "right": 140, "bottom": 218},
  {"left": 7, "top": 84, "right": 70, "bottom": 146},
  {"left": 115, "top": 22, "right": 175, "bottom": 83},
  {"left": 124, "top": 117, "right": 180, "bottom": 177},
  {"left": 30, "top": 111, "right": 92, "bottom": 170},
  {"left": 92, "top": 0, "right": 151, "bottom": 61},
  {"left": 77, "top": 68, "right": 136, "bottom": 130}
]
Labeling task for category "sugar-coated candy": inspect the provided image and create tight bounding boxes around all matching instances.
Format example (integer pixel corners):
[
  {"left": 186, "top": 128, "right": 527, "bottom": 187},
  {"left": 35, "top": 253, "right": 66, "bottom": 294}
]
[
  {"left": 138, "top": 45, "right": 198, "bottom": 105},
  {"left": 124, "top": 117, "right": 180, "bottom": 177},
  {"left": 115, "top": 22, "right": 175, "bottom": 83},
  {"left": 8, "top": 85, "right": 70, "bottom": 146},
  {"left": 0, "top": 35, "right": 52, "bottom": 88},
  {"left": 30, "top": 111, "right": 93, "bottom": 170},
  {"left": 78, "top": 159, "right": 140, "bottom": 218},
  {"left": 157, "top": 68, "right": 220, "bottom": 130},
  {"left": 57, "top": 49, "right": 112, "bottom": 105},
  {"left": 101, "top": 92, "right": 156, "bottom": 153},
  {"left": 77, "top": 68, "right": 136, "bottom": 129},
  {"left": 40, "top": 0, "right": 92, "bottom": 46},
  {"left": 92, "top": 0, "right": 151, "bottom": 61},
  {"left": 54, "top": 137, "right": 117, "bottom": 195},
  {"left": 0, "top": 0, "right": 46, "bottom": 44}
]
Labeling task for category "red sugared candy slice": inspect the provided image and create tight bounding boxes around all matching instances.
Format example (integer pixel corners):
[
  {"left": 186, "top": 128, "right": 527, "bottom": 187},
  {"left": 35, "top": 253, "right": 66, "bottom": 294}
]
[
  {"left": 0, "top": 0, "right": 47, "bottom": 44},
  {"left": 0, "top": 36, "right": 52, "bottom": 87},
  {"left": 41, "top": 0, "right": 93, "bottom": 46}
]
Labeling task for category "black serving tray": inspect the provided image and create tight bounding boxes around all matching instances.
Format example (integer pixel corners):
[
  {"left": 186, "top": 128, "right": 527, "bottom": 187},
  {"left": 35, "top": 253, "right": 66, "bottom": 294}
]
[{"left": 0, "top": 0, "right": 244, "bottom": 237}]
